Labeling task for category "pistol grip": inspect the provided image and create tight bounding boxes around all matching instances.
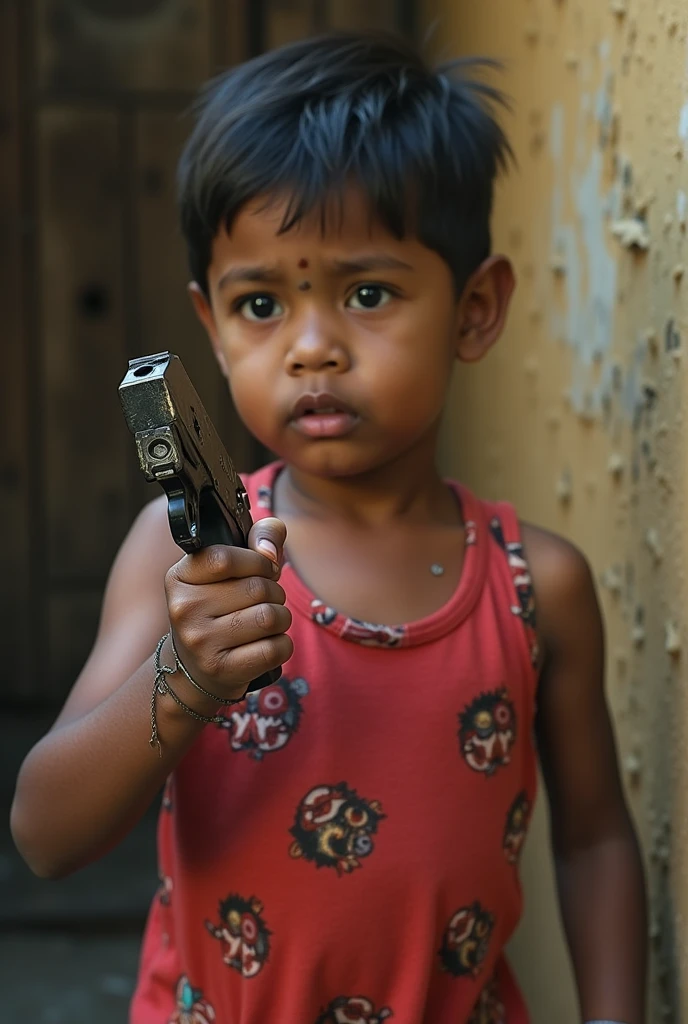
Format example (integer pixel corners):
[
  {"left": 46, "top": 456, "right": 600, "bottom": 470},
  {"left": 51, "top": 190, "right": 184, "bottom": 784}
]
[{"left": 245, "top": 667, "right": 282, "bottom": 693}]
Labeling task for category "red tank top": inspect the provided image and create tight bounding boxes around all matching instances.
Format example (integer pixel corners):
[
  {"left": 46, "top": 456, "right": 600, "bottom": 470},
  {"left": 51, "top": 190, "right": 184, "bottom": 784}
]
[{"left": 131, "top": 463, "right": 538, "bottom": 1024}]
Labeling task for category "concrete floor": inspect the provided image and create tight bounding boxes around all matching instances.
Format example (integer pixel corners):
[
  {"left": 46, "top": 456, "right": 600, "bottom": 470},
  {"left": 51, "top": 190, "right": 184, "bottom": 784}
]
[
  {"left": 0, "top": 712, "right": 158, "bottom": 1023},
  {"left": 0, "top": 933, "right": 142, "bottom": 1023}
]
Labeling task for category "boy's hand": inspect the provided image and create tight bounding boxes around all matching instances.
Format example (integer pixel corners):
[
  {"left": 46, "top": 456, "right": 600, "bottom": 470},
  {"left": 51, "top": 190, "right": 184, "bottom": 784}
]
[{"left": 164, "top": 517, "right": 293, "bottom": 706}]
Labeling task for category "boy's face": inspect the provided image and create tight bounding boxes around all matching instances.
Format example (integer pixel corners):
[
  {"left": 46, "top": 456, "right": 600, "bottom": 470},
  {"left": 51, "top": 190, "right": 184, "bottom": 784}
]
[{"left": 191, "top": 188, "right": 513, "bottom": 480}]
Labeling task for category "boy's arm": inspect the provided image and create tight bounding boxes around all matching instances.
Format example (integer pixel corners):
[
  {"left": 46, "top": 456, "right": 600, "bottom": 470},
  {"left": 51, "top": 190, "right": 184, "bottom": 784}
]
[
  {"left": 523, "top": 524, "right": 647, "bottom": 1024},
  {"left": 11, "top": 497, "right": 189, "bottom": 878},
  {"left": 11, "top": 496, "right": 290, "bottom": 879}
]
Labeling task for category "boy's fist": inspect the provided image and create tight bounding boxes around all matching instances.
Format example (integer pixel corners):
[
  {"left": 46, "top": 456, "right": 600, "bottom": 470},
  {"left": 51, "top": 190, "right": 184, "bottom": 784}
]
[{"left": 164, "top": 517, "right": 293, "bottom": 706}]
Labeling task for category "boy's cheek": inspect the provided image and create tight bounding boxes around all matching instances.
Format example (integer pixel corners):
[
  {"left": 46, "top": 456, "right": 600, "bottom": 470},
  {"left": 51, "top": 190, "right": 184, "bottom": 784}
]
[
  {"left": 228, "top": 374, "right": 281, "bottom": 441},
  {"left": 213, "top": 340, "right": 261, "bottom": 389}
]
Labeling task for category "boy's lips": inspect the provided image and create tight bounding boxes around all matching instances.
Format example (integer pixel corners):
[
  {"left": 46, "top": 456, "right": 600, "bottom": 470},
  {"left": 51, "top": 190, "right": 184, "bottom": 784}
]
[{"left": 289, "top": 391, "right": 359, "bottom": 439}]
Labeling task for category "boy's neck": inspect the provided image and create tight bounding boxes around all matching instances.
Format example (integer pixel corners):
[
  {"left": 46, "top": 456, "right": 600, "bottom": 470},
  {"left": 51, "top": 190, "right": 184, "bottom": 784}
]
[{"left": 275, "top": 443, "right": 462, "bottom": 529}]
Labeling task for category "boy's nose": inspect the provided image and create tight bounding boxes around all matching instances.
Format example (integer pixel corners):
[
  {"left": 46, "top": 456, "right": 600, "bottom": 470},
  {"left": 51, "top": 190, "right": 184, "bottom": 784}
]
[{"left": 285, "top": 319, "right": 350, "bottom": 375}]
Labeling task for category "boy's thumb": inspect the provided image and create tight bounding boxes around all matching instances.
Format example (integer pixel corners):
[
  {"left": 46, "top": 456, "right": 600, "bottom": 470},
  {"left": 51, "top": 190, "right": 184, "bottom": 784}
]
[{"left": 248, "top": 517, "right": 287, "bottom": 568}]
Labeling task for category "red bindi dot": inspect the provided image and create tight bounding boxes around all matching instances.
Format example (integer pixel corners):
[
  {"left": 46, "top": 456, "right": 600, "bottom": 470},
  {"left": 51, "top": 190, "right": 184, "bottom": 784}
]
[{"left": 298, "top": 258, "right": 309, "bottom": 269}]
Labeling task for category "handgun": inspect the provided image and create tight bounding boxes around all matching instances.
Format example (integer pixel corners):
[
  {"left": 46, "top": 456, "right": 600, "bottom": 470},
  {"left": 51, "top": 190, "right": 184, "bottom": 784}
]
[{"left": 118, "top": 351, "right": 280, "bottom": 693}]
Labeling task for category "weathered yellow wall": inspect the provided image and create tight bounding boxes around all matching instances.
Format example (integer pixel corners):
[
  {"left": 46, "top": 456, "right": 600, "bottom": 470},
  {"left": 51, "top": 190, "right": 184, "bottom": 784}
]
[{"left": 426, "top": 1, "right": 687, "bottom": 1020}]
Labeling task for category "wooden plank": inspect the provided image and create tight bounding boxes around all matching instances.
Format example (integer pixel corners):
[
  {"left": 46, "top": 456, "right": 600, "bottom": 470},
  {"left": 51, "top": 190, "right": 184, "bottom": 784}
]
[
  {"left": 133, "top": 108, "right": 217, "bottom": 508},
  {"left": 265, "top": 0, "right": 317, "bottom": 49},
  {"left": 135, "top": 110, "right": 213, "bottom": 400},
  {"left": 134, "top": 109, "right": 257, "bottom": 490},
  {"left": 0, "top": 0, "right": 34, "bottom": 697},
  {"left": 37, "top": 0, "right": 213, "bottom": 95},
  {"left": 326, "top": 0, "right": 398, "bottom": 31},
  {"left": 47, "top": 590, "right": 103, "bottom": 703},
  {"left": 39, "top": 107, "right": 131, "bottom": 581},
  {"left": 214, "top": 0, "right": 249, "bottom": 70}
]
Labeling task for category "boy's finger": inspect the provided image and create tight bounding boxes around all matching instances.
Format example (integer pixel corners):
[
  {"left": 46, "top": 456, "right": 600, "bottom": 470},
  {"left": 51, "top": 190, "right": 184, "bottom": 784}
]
[
  {"left": 170, "top": 544, "right": 276, "bottom": 586},
  {"left": 248, "top": 517, "right": 287, "bottom": 568}
]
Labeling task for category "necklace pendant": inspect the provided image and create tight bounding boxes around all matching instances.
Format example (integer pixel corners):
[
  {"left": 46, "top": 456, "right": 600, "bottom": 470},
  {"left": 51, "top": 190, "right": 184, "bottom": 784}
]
[{"left": 430, "top": 563, "right": 445, "bottom": 576}]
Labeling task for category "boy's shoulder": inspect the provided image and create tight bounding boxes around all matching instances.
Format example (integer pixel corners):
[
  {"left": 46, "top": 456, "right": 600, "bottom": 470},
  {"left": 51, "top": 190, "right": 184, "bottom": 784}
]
[
  {"left": 456, "top": 483, "right": 593, "bottom": 595},
  {"left": 520, "top": 520, "right": 591, "bottom": 578},
  {"left": 520, "top": 521, "right": 593, "bottom": 593},
  {"left": 519, "top": 521, "right": 600, "bottom": 658}
]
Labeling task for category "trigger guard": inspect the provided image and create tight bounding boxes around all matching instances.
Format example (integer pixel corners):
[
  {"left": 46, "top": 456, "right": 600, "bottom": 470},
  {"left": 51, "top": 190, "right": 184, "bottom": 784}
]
[{"left": 167, "top": 489, "right": 200, "bottom": 552}]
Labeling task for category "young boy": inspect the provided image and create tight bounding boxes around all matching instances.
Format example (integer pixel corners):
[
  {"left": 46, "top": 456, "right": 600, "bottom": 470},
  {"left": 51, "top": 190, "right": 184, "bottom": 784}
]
[{"left": 12, "top": 31, "right": 646, "bottom": 1024}]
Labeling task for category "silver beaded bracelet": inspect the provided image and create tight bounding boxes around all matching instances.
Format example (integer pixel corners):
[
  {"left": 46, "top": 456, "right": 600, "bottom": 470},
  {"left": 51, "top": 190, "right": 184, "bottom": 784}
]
[
  {"left": 149, "top": 632, "right": 245, "bottom": 756},
  {"left": 168, "top": 633, "right": 236, "bottom": 705}
]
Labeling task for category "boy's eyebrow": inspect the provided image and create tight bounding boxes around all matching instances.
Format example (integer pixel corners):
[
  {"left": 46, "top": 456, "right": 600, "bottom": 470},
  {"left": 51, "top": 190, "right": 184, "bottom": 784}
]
[
  {"left": 217, "top": 254, "right": 414, "bottom": 291},
  {"left": 217, "top": 264, "right": 282, "bottom": 290},
  {"left": 328, "top": 255, "right": 414, "bottom": 275}
]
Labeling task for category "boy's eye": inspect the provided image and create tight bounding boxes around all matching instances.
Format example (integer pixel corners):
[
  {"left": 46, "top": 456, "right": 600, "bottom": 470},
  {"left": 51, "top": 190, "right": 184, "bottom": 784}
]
[
  {"left": 346, "top": 284, "right": 392, "bottom": 310},
  {"left": 238, "top": 294, "right": 283, "bottom": 321}
]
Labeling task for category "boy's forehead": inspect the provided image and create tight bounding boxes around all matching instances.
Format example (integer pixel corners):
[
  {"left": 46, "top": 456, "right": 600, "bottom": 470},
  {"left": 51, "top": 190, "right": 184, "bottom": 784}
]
[
  {"left": 204, "top": 193, "right": 442, "bottom": 294},
  {"left": 212, "top": 188, "right": 405, "bottom": 261}
]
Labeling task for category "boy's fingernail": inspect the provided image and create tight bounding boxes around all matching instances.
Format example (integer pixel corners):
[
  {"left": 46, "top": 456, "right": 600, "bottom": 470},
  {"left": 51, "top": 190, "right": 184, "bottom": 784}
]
[{"left": 258, "top": 539, "right": 278, "bottom": 562}]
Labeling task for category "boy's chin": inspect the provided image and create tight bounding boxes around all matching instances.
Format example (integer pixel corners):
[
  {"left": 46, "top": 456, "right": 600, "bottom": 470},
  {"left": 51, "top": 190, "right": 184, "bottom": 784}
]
[{"left": 277, "top": 442, "right": 392, "bottom": 481}]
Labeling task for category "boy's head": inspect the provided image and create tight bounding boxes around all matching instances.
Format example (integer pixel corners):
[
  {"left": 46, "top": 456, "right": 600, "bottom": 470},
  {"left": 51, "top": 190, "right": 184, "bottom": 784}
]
[
  {"left": 178, "top": 32, "right": 516, "bottom": 480},
  {"left": 179, "top": 31, "right": 511, "bottom": 298}
]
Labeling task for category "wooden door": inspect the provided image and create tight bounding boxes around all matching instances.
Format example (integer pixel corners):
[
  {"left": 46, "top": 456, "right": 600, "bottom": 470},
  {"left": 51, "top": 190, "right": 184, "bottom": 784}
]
[{"left": 1, "top": 0, "right": 415, "bottom": 705}]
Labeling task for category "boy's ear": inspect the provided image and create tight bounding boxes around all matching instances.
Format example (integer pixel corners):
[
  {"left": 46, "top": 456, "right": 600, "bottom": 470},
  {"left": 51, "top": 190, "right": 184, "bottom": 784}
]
[
  {"left": 454, "top": 255, "right": 516, "bottom": 364},
  {"left": 188, "top": 282, "right": 229, "bottom": 378}
]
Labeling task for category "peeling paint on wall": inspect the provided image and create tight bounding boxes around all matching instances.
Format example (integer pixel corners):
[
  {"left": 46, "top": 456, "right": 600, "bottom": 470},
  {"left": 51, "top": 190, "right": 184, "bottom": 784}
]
[
  {"left": 549, "top": 98, "right": 618, "bottom": 415},
  {"left": 430, "top": 0, "right": 688, "bottom": 1020}
]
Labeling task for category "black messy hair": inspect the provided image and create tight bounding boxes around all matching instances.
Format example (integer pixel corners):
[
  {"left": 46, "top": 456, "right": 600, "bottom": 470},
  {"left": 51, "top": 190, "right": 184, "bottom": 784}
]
[{"left": 178, "top": 32, "right": 512, "bottom": 296}]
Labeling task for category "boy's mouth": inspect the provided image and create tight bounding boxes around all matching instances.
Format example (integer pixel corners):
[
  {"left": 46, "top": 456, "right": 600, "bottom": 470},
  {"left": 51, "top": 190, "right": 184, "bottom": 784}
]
[{"left": 289, "top": 392, "right": 359, "bottom": 439}]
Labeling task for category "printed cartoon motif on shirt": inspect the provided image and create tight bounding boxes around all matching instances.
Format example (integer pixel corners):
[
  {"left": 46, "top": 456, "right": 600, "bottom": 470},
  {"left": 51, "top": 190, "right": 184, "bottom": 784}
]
[
  {"left": 158, "top": 871, "right": 173, "bottom": 906},
  {"left": 289, "top": 783, "right": 386, "bottom": 875},
  {"left": 311, "top": 599, "right": 406, "bottom": 647},
  {"left": 439, "top": 902, "right": 495, "bottom": 978},
  {"left": 467, "top": 974, "right": 506, "bottom": 1024},
  {"left": 314, "top": 995, "right": 394, "bottom": 1023},
  {"left": 256, "top": 484, "right": 272, "bottom": 509},
  {"left": 458, "top": 688, "right": 516, "bottom": 776},
  {"left": 341, "top": 617, "right": 406, "bottom": 647},
  {"left": 465, "top": 519, "right": 478, "bottom": 547},
  {"left": 311, "top": 598, "right": 338, "bottom": 627},
  {"left": 162, "top": 777, "right": 173, "bottom": 812},
  {"left": 169, "top": 975, "right": 216, "bottom": 1024},
  {"left": 205, "top": 894, "right": 271, "bottom": 978},
  {"left": 503, "top": 791, "right": 531, "bottom": 864},
  {"left": 489, "top": 515, "right": 539, "bottom": 665},
  {"left": 217, "top": 676, "right": 309, "bottom": 759},
  {"left": 489, "top": 517, "right": 536, "bottom": 630}
]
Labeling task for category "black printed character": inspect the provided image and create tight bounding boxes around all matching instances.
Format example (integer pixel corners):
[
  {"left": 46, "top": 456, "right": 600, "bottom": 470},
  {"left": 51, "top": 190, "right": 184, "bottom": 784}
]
[
  {"left": 205, "top": 894, "right": 271, "bottom": 978},
  {"left": 256, "top": 484, "right": 272, "bottom": 509},
  {"left": 503, "top": 791, "right": 531, "bottom": 864},
  {"left": 311, "top": 598, "right": 338, "bottom": 626},
  {"left": 459, "top": 689, "right": 516, "bottom": 776},
  {"left": 439, "top": 902, "right": 495, "bottom": 978},
  {"left": 162, "top": 776, "right": 173, "bottom": 812},
  {"left": 490, "top": 517, "right": 536, "bottom": 630},
  {"left": 218, "top": 675, "right": 309, "bottom": 759},
  {"left": 467, "top": 975, "right": 506, "bottom": 1024},
  {"left": 157, "top": 871, "right": 173, "bottom": 907},
  {"left": 289, "top": 783, "right": 385, "bottom": 875},
  {"left": 315, "top": 996, "right": 393, "bottom": 1023},
  {"left": 169, "top": 975, "right": 216, "bottom": 1024},
  {"left": 340, "top": 618, "right": 406, "bottom": 648}
]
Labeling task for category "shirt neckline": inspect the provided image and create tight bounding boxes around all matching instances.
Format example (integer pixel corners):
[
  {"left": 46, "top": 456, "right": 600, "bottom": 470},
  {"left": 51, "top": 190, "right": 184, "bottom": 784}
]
[{"left": 253, "top": 461, "right": 489, "bottom": 649}]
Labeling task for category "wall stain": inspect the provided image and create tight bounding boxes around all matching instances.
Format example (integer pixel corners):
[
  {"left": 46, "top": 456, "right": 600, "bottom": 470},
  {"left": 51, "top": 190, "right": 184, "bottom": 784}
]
[{"left": 433, "top": 0, "right": 687, "bottom": 1018}]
